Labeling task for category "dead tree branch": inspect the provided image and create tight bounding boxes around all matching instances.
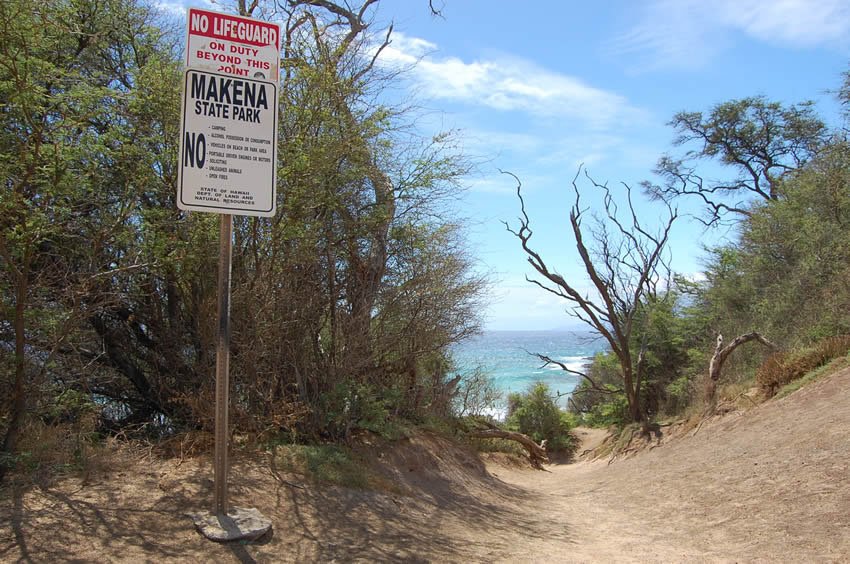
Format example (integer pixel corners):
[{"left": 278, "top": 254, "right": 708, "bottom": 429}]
[
  {"left": 503, "top": 167, "right": 677, "bottom": 425},
  {"left": 705, "top": 331, "right": 778, "bottom": 405},
  {"left": 469, "top": 428, "right": 549, "bottom": 468}
]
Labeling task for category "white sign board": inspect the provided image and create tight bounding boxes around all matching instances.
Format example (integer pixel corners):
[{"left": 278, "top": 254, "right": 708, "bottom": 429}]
[
  {"left": 186, "top": 8, "right": 281, "bottom": 81},
  {"left": 177, "top": 69, "right": 278, "bottom": 216}
]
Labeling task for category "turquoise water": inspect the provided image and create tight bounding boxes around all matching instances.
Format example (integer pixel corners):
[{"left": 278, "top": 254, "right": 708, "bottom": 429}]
[{"left": 451, "top": 330, "right": 607, "bottom": 415}]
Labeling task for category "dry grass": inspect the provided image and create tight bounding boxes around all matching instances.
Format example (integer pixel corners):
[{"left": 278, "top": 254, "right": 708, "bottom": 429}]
[
  {"left": 756, "top": 335, "right": 850, "bottom": 397},
  {"left": 10, "top": 418, "right": 112, "bottom": 484},
  {"left": 775, "top": 355, "right": 850, "bottom": 399}
]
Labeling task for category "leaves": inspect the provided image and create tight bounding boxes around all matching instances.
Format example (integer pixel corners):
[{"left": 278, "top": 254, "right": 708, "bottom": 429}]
[{"left": 647, "top": 96, "right": 827, "bottom": 226}]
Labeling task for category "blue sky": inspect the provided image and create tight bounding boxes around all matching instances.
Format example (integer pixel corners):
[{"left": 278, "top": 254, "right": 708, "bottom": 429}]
[
  {"left": 169, "top": 1, "right": 850, "bottom": 331},
  {"left": 368, "top": 0, "right": 850, "bottom": 330}
]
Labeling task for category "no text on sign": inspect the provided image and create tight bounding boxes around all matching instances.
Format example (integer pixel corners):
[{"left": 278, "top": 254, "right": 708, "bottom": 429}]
[
  {"left": 187, "top": 8, "right": 281, "bottom": 81},
  {"left": 177, "top": 68, "right": 278, "bottom": 217}
]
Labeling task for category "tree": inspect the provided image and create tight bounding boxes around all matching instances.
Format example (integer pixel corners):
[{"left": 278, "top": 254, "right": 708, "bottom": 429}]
[
  {"left": 506, "top": 168, "right": 677, "bottom": 426},
  {"left": 0, "top": 0, "right": 485, "bottom": 474},
  {"left": 838, "top": 66, "right": 850, "bottom": 127},
  {"left": 706, "top": 139, "right": 850, "bottom": 343},
  {"left": 645, "top": 96, "right": 827, "bottom": 225},
  {"left": 0, "top": 0, "right": 171, "bottom": 476},
  {"left": 506, "top": 382, "right": 574, "bottom": 453},
  {"left": 230, "top": 0, "right": 485, "bottom": 435}
]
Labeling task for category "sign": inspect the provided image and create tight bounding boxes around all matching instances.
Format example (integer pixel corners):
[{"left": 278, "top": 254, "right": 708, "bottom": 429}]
[
  {"left": 177, "top": 69, "right": 278, "bottom": 216},
  {"left": 180, "top": 8, "right": 281, "bottom": 528},
  {"left": 186, "top": 8, "right": 281, "bottom": 80}
]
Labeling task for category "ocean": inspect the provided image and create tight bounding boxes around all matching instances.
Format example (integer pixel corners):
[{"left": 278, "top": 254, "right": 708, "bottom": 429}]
[{"left": 450, "top": 330, "right": 607, "bottom": 417}]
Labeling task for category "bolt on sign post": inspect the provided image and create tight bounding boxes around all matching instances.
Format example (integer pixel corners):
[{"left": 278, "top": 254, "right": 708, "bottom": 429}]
[{"left": 179, "top": 7, "right": 280, "bottom": 541}]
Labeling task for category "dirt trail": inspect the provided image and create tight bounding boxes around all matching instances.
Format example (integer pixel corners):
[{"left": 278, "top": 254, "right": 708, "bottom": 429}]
[
  {"left": 487, "top": 366, "right": 850, "bottom": 562},
  {"left": 2, "top": 367, "right": 850, "bottom": 562}
]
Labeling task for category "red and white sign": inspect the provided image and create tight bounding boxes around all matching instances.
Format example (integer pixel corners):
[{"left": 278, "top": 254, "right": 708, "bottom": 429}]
[
  {"left": 178, "top": 8, "right": 280, "bottom": 217},
  {"left": 186, "top": 8, "right": 281, "bottom": 81}
]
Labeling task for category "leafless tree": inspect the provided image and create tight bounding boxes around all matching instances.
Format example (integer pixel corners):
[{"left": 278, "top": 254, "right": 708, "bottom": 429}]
[
  {"left": 505, "top": 167, "right": 677, "bottom": 426},
  {"left": 705, "top": 332, "right": 777, "bottom": 406}
]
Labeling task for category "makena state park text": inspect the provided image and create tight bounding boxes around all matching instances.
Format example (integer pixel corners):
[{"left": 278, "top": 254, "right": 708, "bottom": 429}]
[{"left": 191, "top": 72, "right": 268, "bottom": 123}]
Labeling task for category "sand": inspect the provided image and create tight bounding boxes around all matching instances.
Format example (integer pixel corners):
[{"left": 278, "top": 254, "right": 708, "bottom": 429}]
[{"left": 3, "top": 366, "right": 849, "bottom": 562}]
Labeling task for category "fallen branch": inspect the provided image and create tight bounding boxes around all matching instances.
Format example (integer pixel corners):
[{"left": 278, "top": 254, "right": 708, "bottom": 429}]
[{"left": 469, "top": 429, "right": 549, "bottom": 468}]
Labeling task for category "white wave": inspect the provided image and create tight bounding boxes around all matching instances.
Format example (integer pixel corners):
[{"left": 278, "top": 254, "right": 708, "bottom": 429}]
[{"left": 544, "top": 355, "right": 591, "bottom": 373}]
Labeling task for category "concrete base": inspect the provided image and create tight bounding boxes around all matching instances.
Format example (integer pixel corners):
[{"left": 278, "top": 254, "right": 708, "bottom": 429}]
[{"left": 190, "top": 507, "right": 272, "bottom": 542}]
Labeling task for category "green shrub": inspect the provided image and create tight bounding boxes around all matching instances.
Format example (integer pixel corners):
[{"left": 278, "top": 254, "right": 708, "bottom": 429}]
[
  {"left": 664, "top": 375, "right": 692, "bottom": 414},
  {"left": 41, "top": 389, "right": 99, "bottom": 426},
  {"left": 316, "top": 382, "right": 406, "bottom": 440},
  {"left": 453, "top": 367, "right": 501, "bottom": 417},
  {"left": 273, "top": 444, "right": 369, "bottom": 488},
  {"left": 506, "top": 382, "right": 575, "bottom": 452},
  {"left": 468, "top": 437, "right": 527, "bottom": 457},
  {"left": 581, "top": 390, "right": 629, "bottom": 428}
]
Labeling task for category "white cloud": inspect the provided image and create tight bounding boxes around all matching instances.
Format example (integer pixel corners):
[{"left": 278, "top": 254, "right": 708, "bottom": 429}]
[
  {"left": 466, "top": 177, "right": 517, "bottom": 195},
  {"left": 681, "top": 271, "right": 707, "bottom": 284},
  {"left": 723, "top": 0, "right": 850, "bottom": 45},
  {"left": 155, "top": 1, "right": 187, "bottom": 16},
  {"left": 486, "top": 280, "right": 570, "bottom": 330},
  {"left": 465, "top": 170, "right": 554, "bottom": 195},
  {"left": 379, "top": 33, "right": 437, "bottom": 64},
  {"left": 534, "top": 133, "right": 626, "bottom": 168},
  {"left": 462, "top": 129, "right": 543, "bottom": 157},
  {"left": 380, "top": 33, "right": 644, "bottom": 128},
  {"left": 612, "top": 0, "right": 850, "bottom": 71},
  {"left": 155, "top": 0, "right": 217, "bottom": 17}
]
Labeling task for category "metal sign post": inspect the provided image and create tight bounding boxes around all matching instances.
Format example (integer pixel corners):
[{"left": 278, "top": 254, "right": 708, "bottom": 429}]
[
  {"left": 214, "top": 213, "right": 232, "bottom": 516},
  {"left": 181, "top": 7, "right": 280, "bottom": 542}
]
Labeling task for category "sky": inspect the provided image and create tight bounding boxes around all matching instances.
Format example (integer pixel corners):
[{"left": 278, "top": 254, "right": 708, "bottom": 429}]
[{"left": 169, "top": 0, "right": 850, "bottom": 331}]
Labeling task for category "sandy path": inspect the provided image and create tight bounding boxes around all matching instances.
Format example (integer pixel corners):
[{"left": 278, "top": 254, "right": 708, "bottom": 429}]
[
  {"left": 2, "top": 367, "right": 849, "bottom": 562},
  {"left": 484, "top": 366, "right": 850, "bottom": 562}
]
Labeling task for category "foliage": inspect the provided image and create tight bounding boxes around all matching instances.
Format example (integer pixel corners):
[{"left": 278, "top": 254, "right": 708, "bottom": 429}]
[
  {"left": 272, "top": 444, "right": 370, "bottom": 489},
  {"left": 648, "top": 101, "right": 850, "bottom": 411},
  {"left": 569, "top": 289, "right": 702, "bottom": 424},
  {"left": 0, "top": 0, "right": 486, "bottom": 479},
  {"left": 580, "top": 389, "right": 630, "bottom": 428},
  {"left": 0, "top": 0, "right": 178, "bottom": 475},
  {"left": 506, "top": 383, "right": 575, "bottom": 452},
  {"left": 630, "top": 292, "right": 697, "bottom": 416},
  {"left": 467, "top": 437, "right": 527, "bottom": 457},
  {"left": 453, "top": 367, "right": 501, "bottom": 418},
  {"left": 647, "top": 96, "right": 827, "bottom": 225},
  {"left": 693, "top": 141, "right": 850, "bottom": 355},
  {"left": 569, "top": 353, "right": 622, "bottom": 420},
  {"left": 775, "top": 356, "right": 850, "bottom": 399},
  {"left": 524, "top": 77, "right": 850, "bottom": 426},
  {"left": 314, "top": 382, "right": 412, "bottom": 441},
  {"left": 40, "top": 389, "right": 100, "bottom": 427}
]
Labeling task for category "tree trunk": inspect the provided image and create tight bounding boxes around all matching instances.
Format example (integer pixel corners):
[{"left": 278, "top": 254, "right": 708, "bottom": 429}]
[
  {"left": 1, "top": 267, "right": 29, "bottom": 481},
  {"left": 622, "top": 360, "right": 646, "bottom": 426}
]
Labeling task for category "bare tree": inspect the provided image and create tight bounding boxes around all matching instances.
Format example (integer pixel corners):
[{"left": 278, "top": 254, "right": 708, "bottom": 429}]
[
  {"left": 505, "top": 167, "right": 677, "bottom": 426},
  {"left": 705, "top": 332, "right": 777, "bottom": 406}
]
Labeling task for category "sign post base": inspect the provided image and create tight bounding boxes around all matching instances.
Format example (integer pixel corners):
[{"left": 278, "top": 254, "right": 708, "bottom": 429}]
[{"left": 190, "top": 507, "right": 272, "bottom": 542}]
